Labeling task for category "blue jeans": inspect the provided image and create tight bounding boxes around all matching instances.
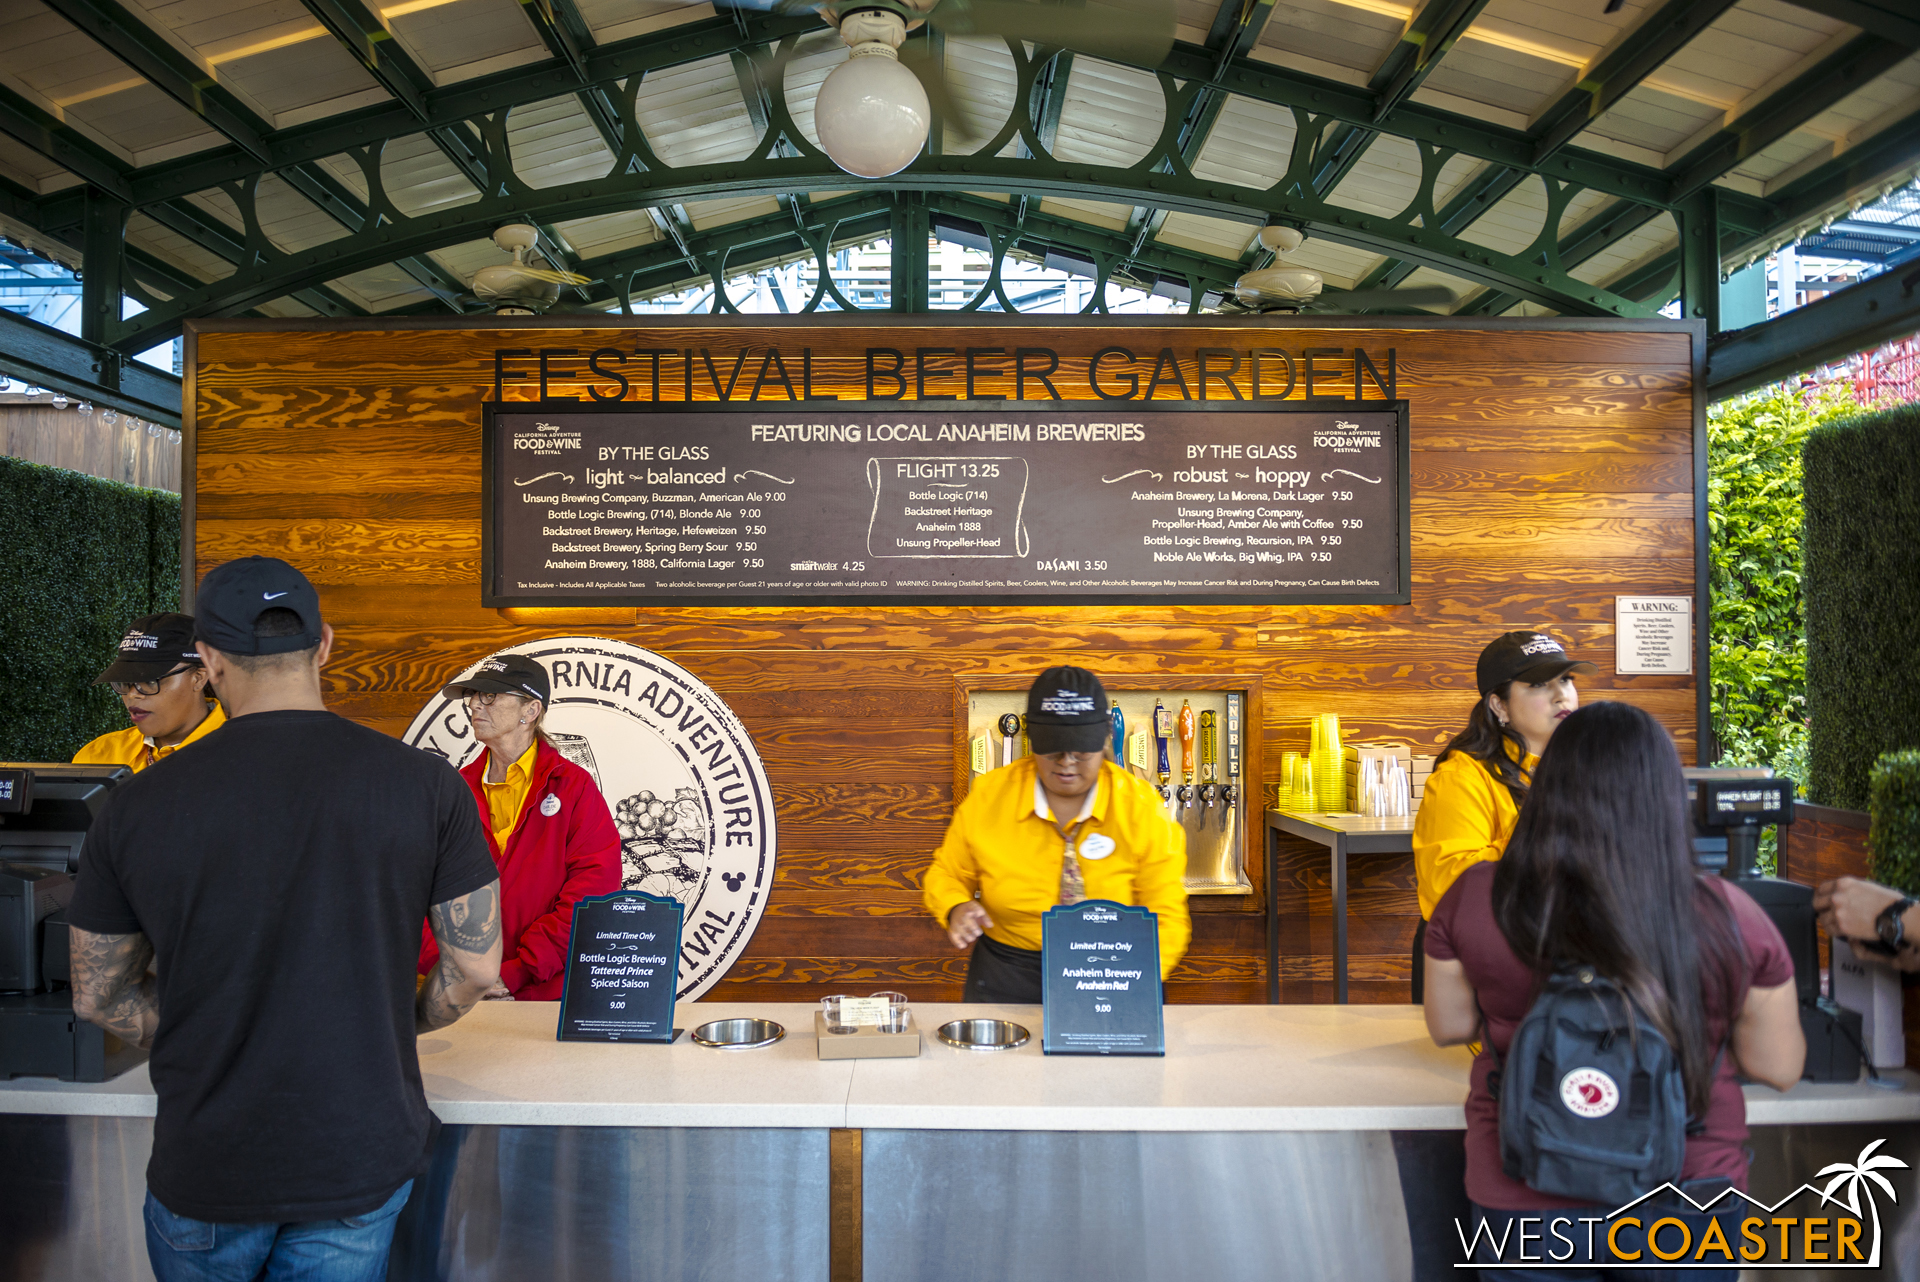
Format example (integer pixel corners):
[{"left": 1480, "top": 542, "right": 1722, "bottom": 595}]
[
  {"left": 1467, "top": 1197, "right": 1741, "bottom": 1281},
  {"left": 144, "top": 1180, "right": 413, "bottom": 1282}
]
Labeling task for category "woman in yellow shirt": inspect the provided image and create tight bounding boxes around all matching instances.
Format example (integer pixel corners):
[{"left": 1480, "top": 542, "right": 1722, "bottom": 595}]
[
  {"left": 72, "top": 613, "right": 226, "bottom": 771},
  {"left": 1411, "top": 631, "right": 1590, "bottom": 1000}
]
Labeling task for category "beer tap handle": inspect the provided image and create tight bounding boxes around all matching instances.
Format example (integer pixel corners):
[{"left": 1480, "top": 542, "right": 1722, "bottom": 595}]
[
  {"left": 1177, "top": 701, "right": 1195, "bottom": 809},
  {"left": 1153, "top": 700, "right": 1172, "bottom": 790},
  {"left": 1110, "top": 704, "right": 1126, "bottom": 763},
  {"left": 997, "top": 713, "right": 1020, "bottom": 769},
  {"left": 1200, "top": 710, "right": 1218, "bottom": 786}
]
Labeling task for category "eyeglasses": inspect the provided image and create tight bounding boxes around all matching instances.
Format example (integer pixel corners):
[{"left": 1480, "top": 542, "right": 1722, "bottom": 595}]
[
  {"left": 1037, "top": 750, "right": 1101, "bottom": 765},
  {"left": 463, "top": 691, "right": 529, "bottom": 709},
  {"left": 110, "top": 666, "right": 193, "bottom": 697}
]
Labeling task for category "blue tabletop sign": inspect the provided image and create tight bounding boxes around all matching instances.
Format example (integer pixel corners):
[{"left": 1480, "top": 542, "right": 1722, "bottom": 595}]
[
  {"left": 1041, "top": 899, "right": 1165, "bottom": 1056},
  {"left": 557, "top": 890, "right": 683, "bottom": 1043}
]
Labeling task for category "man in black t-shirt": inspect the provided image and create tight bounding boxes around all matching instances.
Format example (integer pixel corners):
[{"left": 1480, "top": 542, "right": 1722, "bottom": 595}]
[{"left": 67, "top": 557, "right": 501, "bottom": 1282}]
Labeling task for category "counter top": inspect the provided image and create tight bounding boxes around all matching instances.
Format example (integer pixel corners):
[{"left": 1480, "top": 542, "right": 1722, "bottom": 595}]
[{"left": 6, "top": 1002, "right": 1918, "bottom": 1132}]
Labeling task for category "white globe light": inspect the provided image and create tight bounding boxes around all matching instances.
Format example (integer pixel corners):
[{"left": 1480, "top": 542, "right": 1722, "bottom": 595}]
[{"left": 816, "top": 44, "right": 929, "bottom": 179}]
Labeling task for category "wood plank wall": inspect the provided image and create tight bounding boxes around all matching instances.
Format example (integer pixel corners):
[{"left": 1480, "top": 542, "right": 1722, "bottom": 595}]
[
  {"left": 2, "top": 403, "right": 181, "bottom": 491},
  {"left": 189, "top": 318, "right": 1701, "bottom": 1005}
]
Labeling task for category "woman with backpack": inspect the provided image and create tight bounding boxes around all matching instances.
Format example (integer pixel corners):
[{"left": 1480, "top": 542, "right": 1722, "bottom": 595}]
[
  {"left": 1423, "top": 701, "right": 1805, "bottom": 1279},
  {"left": 1410, "top": 631, "right": 1593, "bottom": 1000}
]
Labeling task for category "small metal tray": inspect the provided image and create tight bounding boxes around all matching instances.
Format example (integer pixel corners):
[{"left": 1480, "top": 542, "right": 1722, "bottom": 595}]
[
  {"left": 936, "top": 1018, "right": 1030, "bottom": 1052},
  {"left": 691, "top": 1018, "right": 786, "bottom": 1050}
]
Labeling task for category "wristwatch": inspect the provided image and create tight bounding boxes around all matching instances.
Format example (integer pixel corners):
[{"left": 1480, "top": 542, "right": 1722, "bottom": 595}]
[{"left": 1876, "top": 896, "right": 1917, "bottom": 952}]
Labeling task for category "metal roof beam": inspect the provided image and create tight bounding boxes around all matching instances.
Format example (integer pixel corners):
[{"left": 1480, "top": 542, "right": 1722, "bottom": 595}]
[
  {"left": 140, "top": 198, "right": 366, "bottom": 317},
  {"left": 106, "top": 19, "right": 1713, "bottom": 216},
  {"left": 1779, "top": 0, "right": 1920, "bottom": 48},
  {"left": 299, "top": 0, "right": 434, "bottom": 120},
  {"left": 1529, "top": 0, "right": 1741, "bottom": 165},
  {"left": 41, "top": 0, "right": 275, "bottom": 163},
  {"left": 1352, "top": 161, "right": 1525, "bottom": 292},
  {"left": 272, "top": 164, "right": 466, "bottom": 307},
  {"left": 1707, "top": 258, "right": 1920, "bottom": 399},
  {"left": 1369, "top": 0, "right": 1496, "bottom": 121},
  {"left": 0, "top": 307, "right": 181, "bottom": 425},
  {"left": 1457, "top": 197, "right": 1662, "bottom": 315},
  {"left": 1666, "top": 33, "right": 1911, "bottom": 202},
  {"left": 0, "top": 84, "right": 135, "bottom": 202},
  {"left": 127, "top": 12, "right": 825, "bottom": 206}
]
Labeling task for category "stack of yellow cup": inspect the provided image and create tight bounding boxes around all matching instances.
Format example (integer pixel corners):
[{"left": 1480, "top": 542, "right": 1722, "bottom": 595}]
[{"left": 1309, "top": 713, "right": 1345, "bottom": 812}]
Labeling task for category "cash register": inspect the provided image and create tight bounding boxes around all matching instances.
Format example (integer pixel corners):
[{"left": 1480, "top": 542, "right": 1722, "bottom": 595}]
[
  {"left": 1692, "top": 773, "right": 1866, "bottom": 1083},
  {"left": 0, "top": 762, "right": 141, "bottom": 1081}
]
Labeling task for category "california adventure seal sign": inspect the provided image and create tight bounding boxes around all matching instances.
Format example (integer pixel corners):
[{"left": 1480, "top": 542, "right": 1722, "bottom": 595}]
[{"left": 404, "top": 637, "right": 775, "bottom": 1002}]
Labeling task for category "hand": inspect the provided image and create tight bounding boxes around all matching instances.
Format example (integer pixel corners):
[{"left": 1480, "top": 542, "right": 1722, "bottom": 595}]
[
  {"left": 947, "top": 901, "right": 993, "bottom": 950},
  {"left": 1813, "top": 876, "right": 1906, "bottom": 943},
  {"left": 481, "top": 981, "right": 515, "bottom": 1001}
]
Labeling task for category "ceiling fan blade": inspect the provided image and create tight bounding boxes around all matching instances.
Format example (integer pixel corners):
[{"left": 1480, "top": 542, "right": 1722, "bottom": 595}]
[
  {"left": 1312, "top": 285, "right": 1456, "bottom": 312},
  {"left": 518, "top": 268, "right": 599, "bottom": 286},
  {"left": 930, "top": 0, "right": 1173, "bottom": 68},
  {"left": 899, "top": 42, "right": 980, "bottom": 145}
]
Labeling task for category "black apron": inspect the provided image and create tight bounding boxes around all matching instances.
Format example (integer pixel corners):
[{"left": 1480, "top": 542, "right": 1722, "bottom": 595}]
[{"left": 962, "top": 934, "right": 1044, "bottom": 1003}]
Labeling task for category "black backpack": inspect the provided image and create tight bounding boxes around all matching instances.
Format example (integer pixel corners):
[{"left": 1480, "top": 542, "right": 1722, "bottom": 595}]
[{"left": 1489, "top": 966, "right": 1701, "bottom": 1207}]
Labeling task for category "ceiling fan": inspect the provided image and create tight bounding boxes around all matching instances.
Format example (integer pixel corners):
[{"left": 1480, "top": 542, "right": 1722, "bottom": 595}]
[
  {"left": 722, "top": 0, "right": 1176, "bottom": 177},
  {"left": 1221, "top": 225, "right": 1457, "bottom": 315},
  {"left": 391, "top": 223, "right": 600, "bottom": 314}
]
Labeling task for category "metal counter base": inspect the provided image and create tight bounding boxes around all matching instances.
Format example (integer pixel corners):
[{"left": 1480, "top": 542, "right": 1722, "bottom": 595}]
[{"left": 8, "top": 1114, "right": 1916, "bottom": 1282}]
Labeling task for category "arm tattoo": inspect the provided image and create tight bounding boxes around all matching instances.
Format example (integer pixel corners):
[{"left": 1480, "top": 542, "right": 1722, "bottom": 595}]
[
  {"left": 430, "top": 884, "right": 501, "bottom": 955},
  {"left": 417, "top": 882, "right": 502, "bottom": 1034},
  {"left": 69, "top": 929, "right": 159, "bottom": 1049}
]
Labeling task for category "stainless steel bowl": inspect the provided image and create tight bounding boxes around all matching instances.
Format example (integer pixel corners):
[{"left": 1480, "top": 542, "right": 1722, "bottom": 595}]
[
  {"left": 936, "top": 1018, "right": 1030, "bottom": 1051},
  {"left": 691, "top": 1018, "right": 786, "bottom": 1049}
]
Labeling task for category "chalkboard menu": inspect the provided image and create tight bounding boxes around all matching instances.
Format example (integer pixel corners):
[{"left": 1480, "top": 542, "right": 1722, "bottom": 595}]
[
  {"left": 556, "top": 891, "right": 682, "bottom": 1043},
  {"left": 1042, "top": 900, "right": 1165, "bottom": 1056},
  {"left": 483, "top": 402, "right": 1408, "bottom": 607}
]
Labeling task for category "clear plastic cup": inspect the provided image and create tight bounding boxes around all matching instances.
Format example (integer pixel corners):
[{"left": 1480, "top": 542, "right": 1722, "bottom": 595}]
[{"left": 820, "top": 994, "right": 859, "bottom": 1034}]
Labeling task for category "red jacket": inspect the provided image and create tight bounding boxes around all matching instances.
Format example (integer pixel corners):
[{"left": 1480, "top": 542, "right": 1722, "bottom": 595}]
[{"left": 418, "top": 739, "right": 622, "bottom": 1000}]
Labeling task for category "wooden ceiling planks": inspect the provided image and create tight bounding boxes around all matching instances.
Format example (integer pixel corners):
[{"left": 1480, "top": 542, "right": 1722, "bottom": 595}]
[{"left": 189, "top": 315, "right": 1702, "bottom": 1005}]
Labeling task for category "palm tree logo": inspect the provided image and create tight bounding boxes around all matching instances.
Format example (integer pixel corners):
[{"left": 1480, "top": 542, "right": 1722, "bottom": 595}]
[{"left": 1817, "top": 1138, "right": 1909, "bottom": 1264}]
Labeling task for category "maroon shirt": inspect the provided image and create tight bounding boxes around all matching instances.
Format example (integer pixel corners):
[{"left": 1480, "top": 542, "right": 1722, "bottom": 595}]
[{"left": 1425, "top": 860, "right": 1794, "bottom": 1210}]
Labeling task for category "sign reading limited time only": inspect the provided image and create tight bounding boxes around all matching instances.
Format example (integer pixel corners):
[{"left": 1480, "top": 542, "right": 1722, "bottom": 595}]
[{"left": 483, "top": 402, "right": 1409, "bottom": 607}]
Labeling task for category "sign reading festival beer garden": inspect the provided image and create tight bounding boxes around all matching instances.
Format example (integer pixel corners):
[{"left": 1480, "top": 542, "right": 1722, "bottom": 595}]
[
  {"left": 403, "top": 638, "right": 775, "bottom": 1003},
  {"left": 483, "top": 384, "right": 1410, "bottom": 609}
]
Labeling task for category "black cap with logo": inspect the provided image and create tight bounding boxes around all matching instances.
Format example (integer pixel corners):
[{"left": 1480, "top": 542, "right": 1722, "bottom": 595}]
[
  {"left": 1025, "top": 665, "right": 1110, "bottom": 755},
  {"left": 1476, "top": 631, "right": 1597, "bottom": 696},
  {"left": 94, "top": 613, "right": 203, "bottom": 684},
  {"left": 193, "top": 557, "right": 324, "bottom": 656},
  {"left": 441, "top": 653, "right": 551, "bottom": 704}
]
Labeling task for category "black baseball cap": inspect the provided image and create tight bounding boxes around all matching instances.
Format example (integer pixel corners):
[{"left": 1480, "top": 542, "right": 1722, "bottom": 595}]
[
  {"left": 441, "top": 653, "right": 551, "bottom": 704},
  {"left": 1025, "top": 666, "right": 1109, "bottom": 755},
  {"left": 1477, "top": 631, "right": 1596, "bottom": 696},
  {"left": 193, "top": 557, "right": 324, "bottom": 656},
  {"left": 94, "top": 613, "right": 203, "bottom": 684}
]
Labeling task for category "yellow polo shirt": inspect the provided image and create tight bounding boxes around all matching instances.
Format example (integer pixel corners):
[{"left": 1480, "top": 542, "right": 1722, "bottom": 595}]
[
  {"left": 481, "top": 741, "right": 539, "bottom": 852},
  {"left": 72, "top": 702, "right": 228, "bottom": 773},
  {"left": 1412, "top": 746, "right": 1538, "bottom": 919},
  {"left": 923, "top": 757, "right": 1191, "bottom": 978}
]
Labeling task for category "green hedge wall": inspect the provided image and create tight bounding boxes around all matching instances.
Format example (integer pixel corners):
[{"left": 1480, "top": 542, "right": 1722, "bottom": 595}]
[
  {"left": 1804, "top": 401, "right": 1920, "bottom": 809},
  {"left": 1705, "top": 386, "right": 1862, "bottom": 781},
  {"left": 0, "top": 455, "right": 181, "bottom": 762}
]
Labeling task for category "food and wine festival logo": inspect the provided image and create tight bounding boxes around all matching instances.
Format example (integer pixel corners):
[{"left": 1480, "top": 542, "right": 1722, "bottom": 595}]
[
  {"left": 1456, "top": 1140, "right": 1909, "bottom": 1270},
  {"left": 405, "top": 637, "right": 774, "bottom": 1001}
]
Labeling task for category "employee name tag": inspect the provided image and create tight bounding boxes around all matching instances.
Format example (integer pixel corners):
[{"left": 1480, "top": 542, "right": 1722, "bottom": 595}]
[{"left": 1078, "top": 833, "right": 1116, "bottom": 861}]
